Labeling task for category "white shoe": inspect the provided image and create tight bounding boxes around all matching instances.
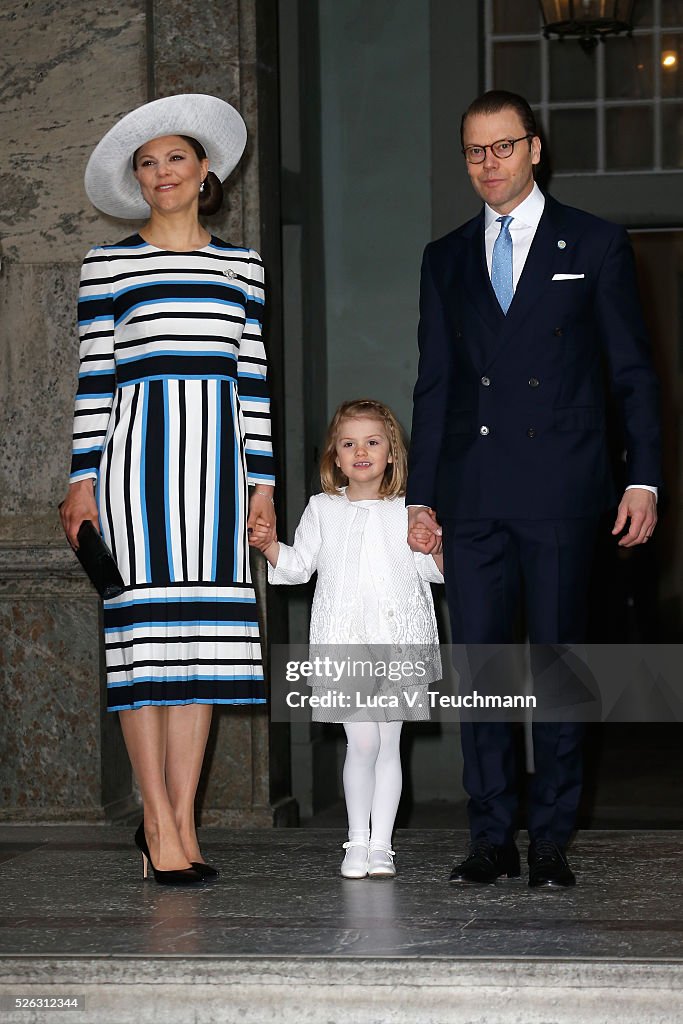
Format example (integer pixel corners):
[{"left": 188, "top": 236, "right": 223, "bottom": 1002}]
[
  {"left": 340, "top": 841, "right": 369, "bottom": 879},
  {"left": 368, "top": 844, "right": 396, "bottom": 878}
]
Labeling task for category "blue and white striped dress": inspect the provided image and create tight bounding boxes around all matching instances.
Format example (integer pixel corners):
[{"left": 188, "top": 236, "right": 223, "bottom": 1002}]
[{"left": 69, "top": 234, "right": 274, "bottom": 711}]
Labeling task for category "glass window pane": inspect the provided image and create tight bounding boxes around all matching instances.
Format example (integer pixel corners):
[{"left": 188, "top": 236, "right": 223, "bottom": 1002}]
[
  {"left": 549, "top": 40, "right": 597, "bottom": 101},
  {"left": 632, "top": 0, "right": 654, "bottom": 26},
  {"left": 493, "top": 42, "right": 541, "bottom": 103},
  {"left": 605, "top": 106, "right": 653, "bottom": 170},
  {"left": 661, "top": 0, "right": 683, "bottom": 27},
  {"left": 662, "top": 103, "right": 683, "bottom": 169},
  {"left": 549, "top": 109, "right": 597, "bottom": 172},
  {"left": 661, "top": 35, "right": 683, "bottom": 99},
  {"left": 605, "top": 35, "right": 654, "bottom": 100},
  {"left": 493, "top": 0, "right": 540, "bottom": 34}
]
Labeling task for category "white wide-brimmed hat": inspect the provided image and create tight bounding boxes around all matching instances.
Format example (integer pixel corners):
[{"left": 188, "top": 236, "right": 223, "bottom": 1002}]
[{"left": 84, "top": 93, "right": 247, "bottom": 219}]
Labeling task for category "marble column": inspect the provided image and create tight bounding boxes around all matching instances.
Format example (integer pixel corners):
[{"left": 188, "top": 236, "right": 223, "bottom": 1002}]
[{"left": 0, "top": 0, "right": 147, "bottom": 822}]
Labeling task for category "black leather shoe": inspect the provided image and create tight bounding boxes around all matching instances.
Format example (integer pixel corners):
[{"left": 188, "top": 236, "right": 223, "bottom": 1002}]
[
  {"left": 528, "top": 839, "right": 576, "bottom": 888},
  {"left": 192, "top": 861, "right": 220, "bottom": 881},
  {"left": 449, "top": 839, "right": 521, "bottom": 884}
]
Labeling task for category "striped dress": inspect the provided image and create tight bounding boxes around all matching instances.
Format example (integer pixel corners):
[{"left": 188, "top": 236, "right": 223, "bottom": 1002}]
[{"left": 69, "top": 234, "right": 274, "bottom": 711}]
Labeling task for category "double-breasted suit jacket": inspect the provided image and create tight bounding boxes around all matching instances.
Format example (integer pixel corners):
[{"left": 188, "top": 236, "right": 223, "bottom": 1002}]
[{"left": 406, "top": 193, "right": 661, "bottom": 521}]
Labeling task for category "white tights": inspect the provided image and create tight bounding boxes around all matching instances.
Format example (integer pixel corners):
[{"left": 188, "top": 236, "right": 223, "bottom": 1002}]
[{"left": 342, "top": 721, "right": 403, "bottom": 848}]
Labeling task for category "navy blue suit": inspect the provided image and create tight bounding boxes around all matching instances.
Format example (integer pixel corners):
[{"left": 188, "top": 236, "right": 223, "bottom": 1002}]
[{"left": 407, "top": 193, "right": 661, "bottom": 845}]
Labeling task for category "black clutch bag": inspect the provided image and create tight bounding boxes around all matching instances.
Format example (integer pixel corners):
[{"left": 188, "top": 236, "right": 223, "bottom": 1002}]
[{"left": 74, "top": 520, "right": 125, "bottom": 599}]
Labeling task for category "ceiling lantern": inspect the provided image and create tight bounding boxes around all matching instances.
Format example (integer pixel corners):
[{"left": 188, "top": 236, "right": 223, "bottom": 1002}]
[{"left": 539, "top": 1, "right": 636, "bottom": 54}]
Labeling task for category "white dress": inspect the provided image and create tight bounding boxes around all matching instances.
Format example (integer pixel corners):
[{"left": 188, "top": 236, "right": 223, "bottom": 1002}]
[{"left": 269, "top": 491, "right": 443, "bottom": 721}]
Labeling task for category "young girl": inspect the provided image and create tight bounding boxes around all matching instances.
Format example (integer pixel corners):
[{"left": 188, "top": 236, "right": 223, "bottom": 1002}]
[{"left": 250, "top": 399, "right": 443, "bottom": 879}]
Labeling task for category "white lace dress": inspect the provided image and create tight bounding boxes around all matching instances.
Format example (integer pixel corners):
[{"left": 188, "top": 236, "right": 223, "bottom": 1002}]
[{"left": 268, "top": 491, "right": 443, "bottom": 720}]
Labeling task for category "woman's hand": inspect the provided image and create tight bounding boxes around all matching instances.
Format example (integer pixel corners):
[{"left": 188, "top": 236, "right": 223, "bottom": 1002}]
[
  {"left": 247, "top": 489, "right": 276, "bottom": 548},
  {"left": 249, "top": 521, "right": 279, "bottom": 567},
  {"left": 59, "top": 479, "right": 99, "bottom": 549}
]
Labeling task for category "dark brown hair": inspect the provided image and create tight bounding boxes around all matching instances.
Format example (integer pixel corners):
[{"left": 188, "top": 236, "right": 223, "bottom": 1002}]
[
  {"left": 460, "top": 90, "right": 538, "bottom": 148},
  {"left": 132, "top": 135, "right": 224, "bottom": 215}
]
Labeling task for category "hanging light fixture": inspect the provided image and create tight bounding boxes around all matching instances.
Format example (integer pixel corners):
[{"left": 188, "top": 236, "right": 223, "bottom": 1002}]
[{"left": 538, "top": 1, "right": 636, "bottom": 54}]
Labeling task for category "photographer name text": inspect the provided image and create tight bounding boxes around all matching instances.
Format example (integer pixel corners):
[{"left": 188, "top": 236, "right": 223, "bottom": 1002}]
[{"left": 285, "top": 690, "right": 536, "bottom": 710}]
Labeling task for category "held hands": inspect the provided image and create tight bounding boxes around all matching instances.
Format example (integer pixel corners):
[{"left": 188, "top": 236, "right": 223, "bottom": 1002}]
[
  {"left": 248, "top": 515, "right": 276, "bottom": 550},
  {"left": 407, "top": 506, "right": 443, "bottom": 555},
  {"left": 248, "top": 520, "right": 279, "bottom": 566},
  {"left": 59, "top": 479, "right": 100, "bottom": 550},
  {"left": 247, "top": 489, "right": 279, "bottom": 563},
  {"left": 611, "top": 487, "right": 657, "bottom": 548}
]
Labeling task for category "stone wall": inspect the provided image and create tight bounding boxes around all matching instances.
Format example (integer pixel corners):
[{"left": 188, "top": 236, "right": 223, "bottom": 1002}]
[{"left": 0, "top": 0, "right": 147, "bottom": 823}]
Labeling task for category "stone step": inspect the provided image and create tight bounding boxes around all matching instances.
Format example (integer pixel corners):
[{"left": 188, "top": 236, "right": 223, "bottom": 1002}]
[{"left": 1, "top": 957, "right": 682, "bottom": 1024}]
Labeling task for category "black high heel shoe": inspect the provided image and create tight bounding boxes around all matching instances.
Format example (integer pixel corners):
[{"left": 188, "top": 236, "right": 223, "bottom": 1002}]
[
  {"left": 191, "top": 861, "right": 220, "bottom": 881},
  {"left": 134, "top": 822, "right": 203, "bottom": 886}
]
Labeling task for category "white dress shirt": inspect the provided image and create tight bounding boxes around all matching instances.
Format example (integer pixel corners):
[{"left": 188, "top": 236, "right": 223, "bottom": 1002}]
[{"left": 484, "top": 182, "right": 545, "bottom": 289}]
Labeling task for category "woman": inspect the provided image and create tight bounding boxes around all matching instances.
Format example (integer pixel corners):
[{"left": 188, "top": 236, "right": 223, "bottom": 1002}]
[{"left": 60, "top": 94, "right": 276, "bottom": 885}]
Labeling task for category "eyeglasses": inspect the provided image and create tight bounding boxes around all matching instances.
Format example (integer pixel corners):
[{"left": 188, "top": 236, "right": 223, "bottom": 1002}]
[{"left": 462, "top": 135, "right": 533, "bottom": 164}]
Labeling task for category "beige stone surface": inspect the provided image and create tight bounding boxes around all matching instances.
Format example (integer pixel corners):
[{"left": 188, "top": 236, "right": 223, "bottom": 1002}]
[
  {"left": 0, "top": 570, "right": 132, "bottom": 820},
  {"left": 0, "top": 0, "right": 147, "bottom": 264},
  {"left": 0, "top": 262, "right": 81, "bottom": 541},
  {"left": 151, "top": 0, "right": 259, "bottom": 251},
  {"left": 0, "top": 1, "right": 146, "bottom": 823}
]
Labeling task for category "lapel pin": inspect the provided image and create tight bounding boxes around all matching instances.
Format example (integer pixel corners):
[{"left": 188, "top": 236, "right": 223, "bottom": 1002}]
[
  {"left": 557, "top": 240, "right": 567, "bottom": 250},
  {"left": 223, "top": 268, "right": 237, "bottom": 279}
]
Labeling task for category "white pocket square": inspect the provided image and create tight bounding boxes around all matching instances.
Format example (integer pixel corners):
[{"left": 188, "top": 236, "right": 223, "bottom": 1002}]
[{"left": 552, "top": 273, "right": 585, "bottom": 280}]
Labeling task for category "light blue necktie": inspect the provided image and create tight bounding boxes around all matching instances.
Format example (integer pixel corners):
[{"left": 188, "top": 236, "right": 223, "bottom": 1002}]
[{"left": 491, "top": 215, "right": 514, "bottom": 314}]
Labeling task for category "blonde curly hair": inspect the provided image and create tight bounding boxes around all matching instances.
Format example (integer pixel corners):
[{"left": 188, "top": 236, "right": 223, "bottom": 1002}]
[{"left": 319, "top": 399, "right": 407, "bottom": 498}]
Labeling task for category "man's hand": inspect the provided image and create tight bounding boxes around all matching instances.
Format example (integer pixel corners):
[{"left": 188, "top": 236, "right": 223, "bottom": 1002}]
[
  {"left": 611, "top": 488, "right": 657, "bottom": 548},
  {"left": 407, "top": 506, "right": 442, "bottom": 554}
]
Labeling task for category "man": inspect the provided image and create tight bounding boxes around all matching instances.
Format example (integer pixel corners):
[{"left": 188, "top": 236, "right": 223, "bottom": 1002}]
[{"left": 406, "top": 91, "right": 660, "bottom": 887}]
